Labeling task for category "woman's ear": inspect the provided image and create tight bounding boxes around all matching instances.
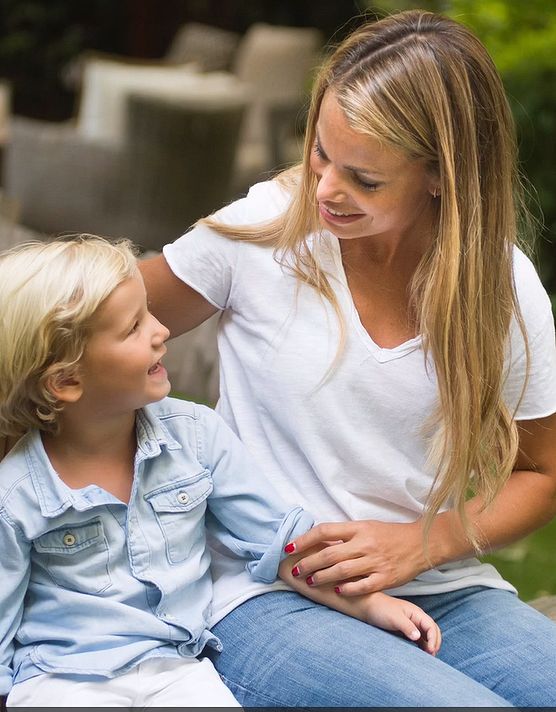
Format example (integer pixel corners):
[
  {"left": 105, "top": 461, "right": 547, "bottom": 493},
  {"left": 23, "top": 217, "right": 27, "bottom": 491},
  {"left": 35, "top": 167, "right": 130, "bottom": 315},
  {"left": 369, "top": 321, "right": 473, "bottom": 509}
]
[{"left": 45, "top": 365, "right": 83, "bottom": 404}]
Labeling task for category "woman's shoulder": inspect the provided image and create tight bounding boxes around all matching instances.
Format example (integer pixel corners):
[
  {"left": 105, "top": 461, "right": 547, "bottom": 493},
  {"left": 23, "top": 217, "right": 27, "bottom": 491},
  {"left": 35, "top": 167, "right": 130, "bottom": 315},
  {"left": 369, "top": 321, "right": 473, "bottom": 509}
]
[
  {"left": 215, "top": 173, "right": 296, "bottom": 226},
  {"left": 511, "top": 244, "right": 554, "bottom": 336},
  {"left": 512, "top": 246, "right": 551, "bottom": 305}
]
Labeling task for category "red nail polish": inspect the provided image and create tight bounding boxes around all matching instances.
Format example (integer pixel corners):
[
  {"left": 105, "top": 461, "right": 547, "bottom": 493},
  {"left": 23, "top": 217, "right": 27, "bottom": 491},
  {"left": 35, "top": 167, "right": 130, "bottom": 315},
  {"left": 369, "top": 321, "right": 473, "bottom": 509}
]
[
  {"left": 284, "top": 543, "right": 296, "bottom": 554},
  {"left": 334, "top": 586, "right": 341, "bottom": 594},
  {"left": 306, "top": 576, "right": 314, "bottom": 586},
  {"left": 292, "top": 566, "right": 300, "bottom": 577}
]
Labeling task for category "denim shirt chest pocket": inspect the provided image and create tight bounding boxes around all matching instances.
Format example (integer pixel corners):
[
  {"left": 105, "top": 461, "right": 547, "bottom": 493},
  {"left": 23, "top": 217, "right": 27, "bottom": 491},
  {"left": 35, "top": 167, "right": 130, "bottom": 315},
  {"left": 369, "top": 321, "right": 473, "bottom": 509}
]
[
  {"left": 32, "top": 518, "right": 111, "bottom": 594},
  {"left": 144, "top": 470, "right": 213, "bottom": 564}
]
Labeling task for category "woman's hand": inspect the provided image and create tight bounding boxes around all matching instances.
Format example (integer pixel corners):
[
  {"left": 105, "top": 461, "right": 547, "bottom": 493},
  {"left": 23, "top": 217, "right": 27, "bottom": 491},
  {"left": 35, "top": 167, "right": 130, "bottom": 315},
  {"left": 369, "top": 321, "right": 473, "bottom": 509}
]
[{"left": 285, "top": 519, "right": 428, "bottom": 595}]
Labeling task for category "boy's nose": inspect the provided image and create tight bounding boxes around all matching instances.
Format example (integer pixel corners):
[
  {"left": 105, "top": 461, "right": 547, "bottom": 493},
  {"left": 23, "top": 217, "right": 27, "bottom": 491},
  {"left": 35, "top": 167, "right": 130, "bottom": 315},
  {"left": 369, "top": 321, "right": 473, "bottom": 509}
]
[{"left": 151, "top": 315, "right": 170, "bottom": 343}]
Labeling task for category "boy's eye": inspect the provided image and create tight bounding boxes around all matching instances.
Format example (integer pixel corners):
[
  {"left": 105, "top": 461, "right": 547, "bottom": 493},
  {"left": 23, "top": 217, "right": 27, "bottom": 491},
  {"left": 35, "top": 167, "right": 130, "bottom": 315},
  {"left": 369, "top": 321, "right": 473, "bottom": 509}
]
[{"left": 129, "top": 321, "right": 140, "bottom": 334}]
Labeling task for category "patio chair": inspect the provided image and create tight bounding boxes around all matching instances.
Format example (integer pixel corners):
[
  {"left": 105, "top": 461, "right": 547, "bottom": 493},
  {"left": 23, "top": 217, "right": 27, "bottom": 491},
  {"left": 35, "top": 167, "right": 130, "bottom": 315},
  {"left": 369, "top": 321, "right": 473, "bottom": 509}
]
[{"left": 2, "top": 65, "right": 248, "bottom": 251}]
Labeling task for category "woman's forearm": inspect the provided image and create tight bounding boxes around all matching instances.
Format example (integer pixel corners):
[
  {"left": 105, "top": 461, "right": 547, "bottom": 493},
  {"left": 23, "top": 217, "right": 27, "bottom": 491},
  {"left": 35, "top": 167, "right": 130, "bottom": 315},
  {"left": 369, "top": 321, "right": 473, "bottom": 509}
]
[
  {"left": 425, "top": 466, "right": 556, "bottom": 568},
  {"left": 426, "top": 413, "right": 556, "bottom": 566}
]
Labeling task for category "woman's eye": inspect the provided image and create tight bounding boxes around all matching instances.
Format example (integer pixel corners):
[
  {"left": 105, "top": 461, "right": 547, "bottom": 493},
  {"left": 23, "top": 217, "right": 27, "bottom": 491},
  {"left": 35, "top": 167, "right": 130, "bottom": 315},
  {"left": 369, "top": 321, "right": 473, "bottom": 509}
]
[
  {"left": 354, "top": 175, "right": 379, "bottom": 191},
  {"left": 313, "top": 142, "right": 327, "bottom": 161}
]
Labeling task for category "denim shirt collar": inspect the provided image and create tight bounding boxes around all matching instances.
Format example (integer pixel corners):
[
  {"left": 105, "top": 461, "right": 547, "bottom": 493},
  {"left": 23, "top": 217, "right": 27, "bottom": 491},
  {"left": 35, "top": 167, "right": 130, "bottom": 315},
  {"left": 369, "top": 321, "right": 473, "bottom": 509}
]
[
  {"left": 26, "top": 406, "right": 182, "bottom": 519},
  {"left": 135, "top": 405, "right": 182, "bottom": 459}
]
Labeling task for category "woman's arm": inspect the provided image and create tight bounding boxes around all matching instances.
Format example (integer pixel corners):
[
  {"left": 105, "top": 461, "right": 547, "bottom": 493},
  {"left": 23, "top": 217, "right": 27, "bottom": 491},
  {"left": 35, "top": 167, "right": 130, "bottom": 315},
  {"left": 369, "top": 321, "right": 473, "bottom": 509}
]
[
  {"left": 139, "top": 254, "right": 218, "bottom": 337},
  {"left": 285, "top": 411, "right": 556, "bottom": 595}
]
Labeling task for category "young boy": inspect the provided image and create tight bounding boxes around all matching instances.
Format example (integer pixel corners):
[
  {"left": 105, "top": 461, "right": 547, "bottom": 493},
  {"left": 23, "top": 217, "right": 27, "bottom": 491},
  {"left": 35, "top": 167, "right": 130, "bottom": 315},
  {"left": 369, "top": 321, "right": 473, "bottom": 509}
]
[{"left": 0, "top": 237, "right": 440, "bottom": 708}]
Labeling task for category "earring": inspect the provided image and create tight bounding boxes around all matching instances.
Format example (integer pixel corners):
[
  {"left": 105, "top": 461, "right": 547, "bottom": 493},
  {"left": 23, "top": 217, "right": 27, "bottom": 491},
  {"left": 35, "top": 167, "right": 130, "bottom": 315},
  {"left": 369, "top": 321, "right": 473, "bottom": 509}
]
[{"left": 432, "top": 187, "right": 440, "bottom": 198}]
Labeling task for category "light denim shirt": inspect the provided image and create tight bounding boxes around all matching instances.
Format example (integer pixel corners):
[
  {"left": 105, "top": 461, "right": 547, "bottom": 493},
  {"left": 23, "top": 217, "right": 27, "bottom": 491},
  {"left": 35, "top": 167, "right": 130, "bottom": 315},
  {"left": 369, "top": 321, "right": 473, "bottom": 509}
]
[{"left": 0, "top": 397, "right": 313, "bottom": 695}]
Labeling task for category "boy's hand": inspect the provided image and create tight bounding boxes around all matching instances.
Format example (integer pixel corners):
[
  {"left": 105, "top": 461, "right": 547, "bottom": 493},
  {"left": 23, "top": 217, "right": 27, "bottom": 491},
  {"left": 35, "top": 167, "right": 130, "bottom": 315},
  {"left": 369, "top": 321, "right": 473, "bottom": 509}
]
[{"left": 364, "top": 592, "right": 441, "bottom": 655}]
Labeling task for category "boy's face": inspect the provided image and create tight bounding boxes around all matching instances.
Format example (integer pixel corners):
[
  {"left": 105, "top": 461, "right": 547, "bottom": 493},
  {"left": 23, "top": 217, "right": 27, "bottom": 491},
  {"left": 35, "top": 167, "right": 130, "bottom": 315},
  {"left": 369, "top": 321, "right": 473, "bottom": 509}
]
[{"left": 77, "top": 272, "right": 171, "bottom": 417}]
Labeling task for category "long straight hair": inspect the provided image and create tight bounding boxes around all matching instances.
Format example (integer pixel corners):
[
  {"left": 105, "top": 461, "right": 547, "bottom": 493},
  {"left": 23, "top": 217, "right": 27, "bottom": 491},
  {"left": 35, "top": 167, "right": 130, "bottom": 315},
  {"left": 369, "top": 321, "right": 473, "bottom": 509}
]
[{"left": 202, "top": 10, "right": 531, "bottom": 550}]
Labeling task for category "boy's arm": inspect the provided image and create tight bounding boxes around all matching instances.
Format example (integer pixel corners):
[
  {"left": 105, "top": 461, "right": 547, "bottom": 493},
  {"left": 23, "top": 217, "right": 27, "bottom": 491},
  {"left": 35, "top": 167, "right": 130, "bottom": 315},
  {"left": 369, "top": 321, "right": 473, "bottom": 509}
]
[
  {"left": 198, "top": 406, "right": 313, "bottom": 580},
  {"left": 279, "top": 548, "right": 441, "bottom": 655},
  {"left": 0, "top": 508, "right": 31, "bottom": 698}
]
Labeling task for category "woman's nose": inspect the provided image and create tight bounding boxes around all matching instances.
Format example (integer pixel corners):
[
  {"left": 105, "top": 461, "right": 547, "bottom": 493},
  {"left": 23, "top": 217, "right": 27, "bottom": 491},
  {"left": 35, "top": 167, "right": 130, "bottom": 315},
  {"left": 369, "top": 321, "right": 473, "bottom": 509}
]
[{"left": 315, "top": 165, "right": 347, "bottom": 202}]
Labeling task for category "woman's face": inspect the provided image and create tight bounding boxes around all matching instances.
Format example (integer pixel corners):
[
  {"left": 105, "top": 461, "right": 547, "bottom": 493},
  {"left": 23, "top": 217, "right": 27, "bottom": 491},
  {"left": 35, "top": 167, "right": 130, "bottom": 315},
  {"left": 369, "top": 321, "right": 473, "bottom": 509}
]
[{"left": 310, "top": 90, "right": 438, "bottom": 245}]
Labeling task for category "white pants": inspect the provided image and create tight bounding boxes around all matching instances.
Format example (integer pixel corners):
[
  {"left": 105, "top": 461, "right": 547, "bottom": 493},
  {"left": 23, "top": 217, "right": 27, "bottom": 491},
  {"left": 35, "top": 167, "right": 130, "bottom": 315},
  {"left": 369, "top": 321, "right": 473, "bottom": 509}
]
[{"left": 7, "top": 656, "right": 241, "bottom": 707}]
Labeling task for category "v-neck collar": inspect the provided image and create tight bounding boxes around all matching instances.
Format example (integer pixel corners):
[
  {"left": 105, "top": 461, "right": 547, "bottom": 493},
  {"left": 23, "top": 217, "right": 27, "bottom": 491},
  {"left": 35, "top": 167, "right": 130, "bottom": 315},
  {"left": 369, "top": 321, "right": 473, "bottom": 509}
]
[{"left": 327, "top": 232, "right": 423, "bottom": 363}]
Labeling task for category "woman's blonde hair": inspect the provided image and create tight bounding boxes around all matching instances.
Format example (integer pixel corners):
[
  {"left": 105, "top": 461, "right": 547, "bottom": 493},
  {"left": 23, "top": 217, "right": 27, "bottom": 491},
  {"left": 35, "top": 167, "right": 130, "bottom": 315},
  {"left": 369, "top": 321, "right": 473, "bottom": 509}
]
[
  {"left": 202, "top": 10, "right": 532, "bottom": 550},
  {"left": 0, "top": 235, "right": 138, "bottom": 437}
]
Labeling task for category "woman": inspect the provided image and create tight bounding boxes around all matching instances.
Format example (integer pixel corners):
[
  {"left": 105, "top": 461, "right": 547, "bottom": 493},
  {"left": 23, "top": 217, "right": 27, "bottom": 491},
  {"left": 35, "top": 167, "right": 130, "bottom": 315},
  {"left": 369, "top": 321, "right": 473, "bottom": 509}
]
[{"left": 140, "top": 9, "right": 556, "bottom": 707}]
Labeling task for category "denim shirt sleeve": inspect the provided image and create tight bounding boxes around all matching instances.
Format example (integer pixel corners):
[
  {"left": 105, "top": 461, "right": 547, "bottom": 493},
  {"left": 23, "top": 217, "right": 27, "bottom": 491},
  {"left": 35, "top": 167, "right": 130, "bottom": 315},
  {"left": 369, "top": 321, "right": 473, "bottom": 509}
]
[
  {"left": 197, "top": 406, "right": 314, "bottom": 584},
  {"left": 0, "top": 507, "right": 32, "bottom": 696}
]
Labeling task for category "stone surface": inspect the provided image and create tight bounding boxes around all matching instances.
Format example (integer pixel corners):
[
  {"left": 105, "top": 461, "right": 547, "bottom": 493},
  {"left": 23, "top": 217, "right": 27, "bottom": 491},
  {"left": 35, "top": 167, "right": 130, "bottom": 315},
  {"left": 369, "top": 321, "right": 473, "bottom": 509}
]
[{"left": 529, "top": 595, "right": 556, "bottom": 620}]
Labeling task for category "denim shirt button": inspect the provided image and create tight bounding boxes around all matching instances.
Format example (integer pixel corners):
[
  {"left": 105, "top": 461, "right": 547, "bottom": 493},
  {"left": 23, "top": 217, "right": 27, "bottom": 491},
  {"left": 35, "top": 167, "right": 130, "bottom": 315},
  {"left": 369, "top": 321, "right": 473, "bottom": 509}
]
[
  {"left": 177, "top": 491, "right": 189, "bottom": 505},
  {"left": 63, "top": 532, "right": 76, "bottom": 547}
]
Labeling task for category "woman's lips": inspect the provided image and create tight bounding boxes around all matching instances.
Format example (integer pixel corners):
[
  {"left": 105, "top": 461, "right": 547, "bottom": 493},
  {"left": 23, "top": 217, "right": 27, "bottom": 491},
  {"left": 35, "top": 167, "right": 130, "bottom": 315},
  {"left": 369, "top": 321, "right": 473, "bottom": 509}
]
[{"left": 319, "top": 203, "right": 364, "bottom": 225}]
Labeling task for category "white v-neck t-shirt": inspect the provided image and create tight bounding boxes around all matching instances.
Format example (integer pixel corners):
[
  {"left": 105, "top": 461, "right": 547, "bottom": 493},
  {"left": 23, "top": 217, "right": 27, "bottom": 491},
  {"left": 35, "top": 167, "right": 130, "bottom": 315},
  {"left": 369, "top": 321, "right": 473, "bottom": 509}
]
[{"left": 164, "top": 180, "right": 556, "bottom": 624}]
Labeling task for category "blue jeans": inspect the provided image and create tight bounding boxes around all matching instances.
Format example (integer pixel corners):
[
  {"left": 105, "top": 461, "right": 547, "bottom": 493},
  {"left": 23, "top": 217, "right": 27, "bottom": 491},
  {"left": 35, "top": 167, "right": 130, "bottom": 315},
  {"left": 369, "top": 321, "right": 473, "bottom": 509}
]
[{"left": 208, "top": 587, "right": 556, "bottom": 707}]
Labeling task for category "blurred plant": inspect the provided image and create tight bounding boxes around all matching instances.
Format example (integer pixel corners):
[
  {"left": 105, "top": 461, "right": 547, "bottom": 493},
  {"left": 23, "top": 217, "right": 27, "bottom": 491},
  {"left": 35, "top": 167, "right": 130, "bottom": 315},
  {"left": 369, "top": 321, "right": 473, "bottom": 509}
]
[{"left": 484, "top": 517, "right": 556, "bottom": 601}]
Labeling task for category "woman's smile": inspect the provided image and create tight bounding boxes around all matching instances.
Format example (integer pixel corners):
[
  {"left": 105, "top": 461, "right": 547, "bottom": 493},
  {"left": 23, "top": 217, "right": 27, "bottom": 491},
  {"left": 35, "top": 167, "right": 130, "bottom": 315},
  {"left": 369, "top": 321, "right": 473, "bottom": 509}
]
[{"left": 319, "top": 203, "right": 366, "bottom": 225}]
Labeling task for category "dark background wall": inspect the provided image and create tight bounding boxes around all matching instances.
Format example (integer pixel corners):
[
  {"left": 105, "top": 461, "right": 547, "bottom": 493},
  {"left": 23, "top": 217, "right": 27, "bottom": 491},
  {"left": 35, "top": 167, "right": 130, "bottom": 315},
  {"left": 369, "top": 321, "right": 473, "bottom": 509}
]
[{"left": 0, "top": 0, "right": 371, "bottom": 121}]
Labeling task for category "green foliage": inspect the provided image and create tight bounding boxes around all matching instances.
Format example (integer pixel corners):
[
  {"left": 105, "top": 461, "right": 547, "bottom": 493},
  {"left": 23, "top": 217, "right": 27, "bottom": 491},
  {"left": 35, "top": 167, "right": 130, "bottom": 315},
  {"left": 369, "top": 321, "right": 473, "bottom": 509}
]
[{"left": 484, "top": 518, "right": 556, "bottom": 600}]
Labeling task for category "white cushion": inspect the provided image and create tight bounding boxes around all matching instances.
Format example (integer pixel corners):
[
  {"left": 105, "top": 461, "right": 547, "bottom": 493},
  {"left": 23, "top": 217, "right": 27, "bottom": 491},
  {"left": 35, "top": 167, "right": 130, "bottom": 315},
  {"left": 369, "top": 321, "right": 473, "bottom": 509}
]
[{"left": 77, "top": 58, "right": 248, "bottom": 144}]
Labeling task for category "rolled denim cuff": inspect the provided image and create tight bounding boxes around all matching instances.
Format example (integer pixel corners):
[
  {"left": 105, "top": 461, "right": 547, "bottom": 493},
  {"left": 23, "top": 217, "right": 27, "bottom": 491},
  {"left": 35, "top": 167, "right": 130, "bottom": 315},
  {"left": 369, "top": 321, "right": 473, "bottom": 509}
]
[{"left": 246, "top": 507, "right": 314, "bottom": 584}]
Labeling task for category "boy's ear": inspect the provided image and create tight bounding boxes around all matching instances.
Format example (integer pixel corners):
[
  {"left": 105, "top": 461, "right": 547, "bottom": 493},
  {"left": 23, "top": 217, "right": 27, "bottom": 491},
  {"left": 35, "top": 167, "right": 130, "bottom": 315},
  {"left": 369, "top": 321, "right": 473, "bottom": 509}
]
[{"left": 45, "top": 365, "right": 83, "bottom": 404}]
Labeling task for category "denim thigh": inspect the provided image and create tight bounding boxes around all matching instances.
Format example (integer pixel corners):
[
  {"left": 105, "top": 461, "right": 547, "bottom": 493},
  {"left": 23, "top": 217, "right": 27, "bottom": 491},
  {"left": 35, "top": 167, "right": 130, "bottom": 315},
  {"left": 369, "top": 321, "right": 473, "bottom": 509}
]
[
  {"left": 208, "top": 590, "right": 513, "bottom": 707},
  {"left": 406, "top": 586, "right": 556, "bottom": 707}
]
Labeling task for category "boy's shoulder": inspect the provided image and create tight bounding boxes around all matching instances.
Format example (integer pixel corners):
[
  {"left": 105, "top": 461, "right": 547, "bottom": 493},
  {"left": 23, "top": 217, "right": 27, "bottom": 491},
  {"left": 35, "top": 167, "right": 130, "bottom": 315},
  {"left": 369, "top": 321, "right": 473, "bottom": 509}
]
[
  {"left": 145, "top": 396, "right": 215, "bottom": 422},
  {"left": 143, "top": 397, "right": 223, "bottom": 440},
  {"left": 0, "top": 431, "right": 41, "bottom": 524},
  {"left": 141, "top": 398, "right": 232, "bottom": 466},
  {"left": 0, "top": 431, "right": 35, "bottom": 487}
]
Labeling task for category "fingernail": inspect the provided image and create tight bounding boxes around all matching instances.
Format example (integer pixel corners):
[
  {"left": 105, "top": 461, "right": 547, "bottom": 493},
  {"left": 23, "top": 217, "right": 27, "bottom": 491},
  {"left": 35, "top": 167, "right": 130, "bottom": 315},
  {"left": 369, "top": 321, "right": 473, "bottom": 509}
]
[
  {"left": 334, "top": 586, "right": 341, "bottom": 594},
  {"left": 306, "top": 576, "right": 314, "bottom": 586},
  {"left": 284, "top": 542, "right": 296, "bottom": 553},
  {"left": 292, "top": 566, "right": 300, "bottom": 577}
]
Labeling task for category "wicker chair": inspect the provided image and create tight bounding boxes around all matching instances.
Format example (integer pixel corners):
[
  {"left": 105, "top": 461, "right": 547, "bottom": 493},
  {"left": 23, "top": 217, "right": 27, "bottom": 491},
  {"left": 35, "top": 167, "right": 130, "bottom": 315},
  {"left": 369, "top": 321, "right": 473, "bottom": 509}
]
[{"left": 3, "top": 87, "right": 247, "bottom": 252}]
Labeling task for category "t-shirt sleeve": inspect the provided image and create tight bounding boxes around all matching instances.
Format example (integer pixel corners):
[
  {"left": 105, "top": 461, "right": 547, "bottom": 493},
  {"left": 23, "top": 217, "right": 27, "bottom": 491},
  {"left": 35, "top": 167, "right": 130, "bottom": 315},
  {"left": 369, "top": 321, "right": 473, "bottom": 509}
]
[
  {"left": 504, "top": 248, "right": 556, "bottom": 420},
  {"left": 162, "top": 180, "right": 291, "bottom": 310}
]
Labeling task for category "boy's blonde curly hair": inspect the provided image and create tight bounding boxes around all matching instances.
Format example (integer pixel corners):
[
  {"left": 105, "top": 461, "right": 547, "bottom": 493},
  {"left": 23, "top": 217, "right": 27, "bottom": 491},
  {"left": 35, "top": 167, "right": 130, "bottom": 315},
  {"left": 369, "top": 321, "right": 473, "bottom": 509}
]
[{"left": 0, "top": 236, "right": 138, "bottom": 437}]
